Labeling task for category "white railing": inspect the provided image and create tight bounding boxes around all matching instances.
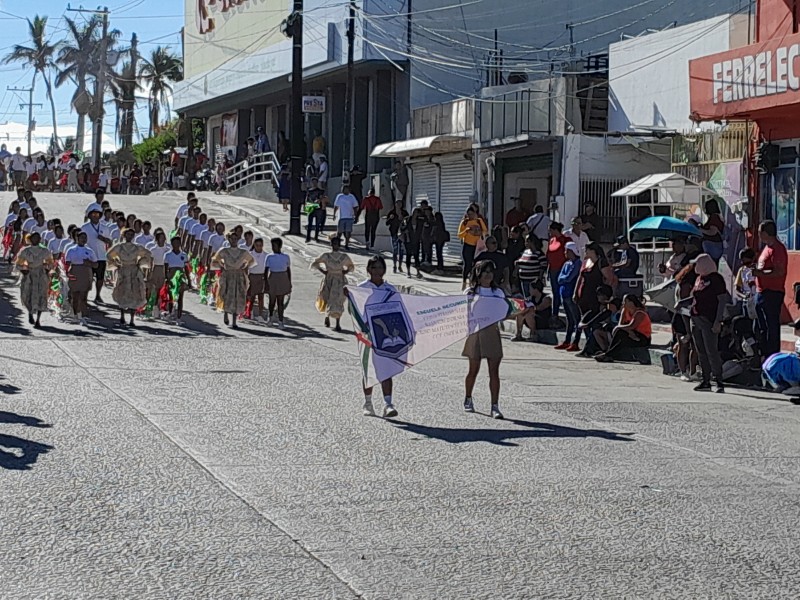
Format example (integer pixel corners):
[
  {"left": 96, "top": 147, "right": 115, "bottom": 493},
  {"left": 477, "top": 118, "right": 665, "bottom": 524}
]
[{"left": 225, "top": 152, "right": 281, "bottom": 192}]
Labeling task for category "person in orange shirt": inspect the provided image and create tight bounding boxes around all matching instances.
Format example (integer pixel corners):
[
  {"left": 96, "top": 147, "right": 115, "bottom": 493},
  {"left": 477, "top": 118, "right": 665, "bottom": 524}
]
[
  {"left": 457, "top": 205, "right": 488, "bottom": 287},
  {"left": 594, "top": 294, "right": 651, "bottom": 363}
]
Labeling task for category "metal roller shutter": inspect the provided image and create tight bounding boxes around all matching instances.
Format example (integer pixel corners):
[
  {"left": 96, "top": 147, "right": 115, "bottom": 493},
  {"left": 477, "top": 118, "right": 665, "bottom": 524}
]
[
  {"left": 410, "top": 163, "right": 438, "bottom": 209},
  {"left": 438, "top": 156, "right": 474, "bottom": 259}
]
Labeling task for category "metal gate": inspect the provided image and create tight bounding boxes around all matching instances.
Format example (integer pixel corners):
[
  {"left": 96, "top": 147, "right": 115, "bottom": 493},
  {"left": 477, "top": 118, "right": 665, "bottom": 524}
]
[
  {"left": 410, "top": 163, "right": 438, "bottom": 208},
  {"left": 578, "top": 176, "right": 635, "bottom": 244},
  {"left": 438, "top": 157, "right": 474, "bottom": 259}
]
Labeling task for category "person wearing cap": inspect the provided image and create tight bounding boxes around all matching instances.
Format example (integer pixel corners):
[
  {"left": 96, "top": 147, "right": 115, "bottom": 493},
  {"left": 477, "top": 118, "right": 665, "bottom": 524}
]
[
  {"left": 688, "top": 253, "right": 730, "bottom": 393},
  {"left": 554, "top": 242, "right": 582, "bottom": 351},
  {"left": 80, "top": 204, "right": 113, "bottom": 305},
  {"left": 565, "top": 216, "right": 588, "bottom": 259},
  {"left": 611, "top": 236, "right": 639, "bottom": 279}
]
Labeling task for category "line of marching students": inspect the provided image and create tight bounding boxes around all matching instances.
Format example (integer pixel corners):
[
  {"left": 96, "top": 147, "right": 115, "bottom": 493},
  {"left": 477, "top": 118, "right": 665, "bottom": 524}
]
[{"left": 2, "top": 188, "right": 293, "bottom": 330}]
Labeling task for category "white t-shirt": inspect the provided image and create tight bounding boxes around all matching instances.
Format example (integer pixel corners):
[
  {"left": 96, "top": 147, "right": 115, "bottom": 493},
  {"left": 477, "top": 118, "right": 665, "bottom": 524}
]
[
  {"left": 179, "top": 215, "right": 194, "bottom": 231},
  {"left": 32, "top": 223, "right": 48, "bottom": 235},
  {"left": 42, "top": 230, "right": 55, "bottom": 243},
  {"left": 98, "top": 173, "right": 110, "bottom": 187},
  {"left": 190, "top": 222, "right": 206, "bottom": 239},
  {"left": 565, "top": 229, "right": 589, "bottom": 259},
  {"left": 147, "top": 243, "right": 171, "bottom": 266},
  {"left": 48, "top": 237, "right": 66, "bottom": 254},
  {"left": 65, "top": 245, "right": 97, "bottom": 265},
  {"left": 359, "top": 279, "right": 397, "bottom": 292},
  {"left": 25, "top": 162, "right": 35, "bottom": 176},
  {"left": 199, "top": 229, "right": 213, "bottom": 247},
  {"left": 110, "top": 227, "right": 121, "bottom": 242},
  {"left": 334, "top": 193, "right": 359, "bottom": 219},
  {"left": 175, "top": 203, "right": 189, "bottom": 221},
  {"left": 266, "top": 252, "right": 290, "bottom": 273},
  {"left": 4, "top": 213, "right": 16, "bottom": 227},
  {"left": 81, "top": 221, "right": 110, "bottom": 260},
  {"left": 164, "top": 251, "right": 188, "bottom": 269},
  {"left": 10, "top": 153, "right": 25, "bottom": 171},
  {"left": 526, "top": 213, "right": 552, "bottom": 241},
  {"left": 249, "top": 250, "right": 268, "bottom": 274},
  {"left": 466, "top": 286, "right": 505, "bottom": 298},
  {"left": 238, "top": 239, "right": 249, "bottom": 249},
  {"left": 208, "top": 233, "right": 226, "bottom": 254},
  {"left": 22, "top": 218, "right": 36, "bottom": 232},
  {"left": 135, "top": 233, "right": 155, "bottom": 247}
]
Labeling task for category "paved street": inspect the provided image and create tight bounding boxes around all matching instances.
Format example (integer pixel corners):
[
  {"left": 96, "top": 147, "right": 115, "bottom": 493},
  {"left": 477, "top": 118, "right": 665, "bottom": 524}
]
[{"left": 1, "top": 191, "right": 800, "bottom": 598}]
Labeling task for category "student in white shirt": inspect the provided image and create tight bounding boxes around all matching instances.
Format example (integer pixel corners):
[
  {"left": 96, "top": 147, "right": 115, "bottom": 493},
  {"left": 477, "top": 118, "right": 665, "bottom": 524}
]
[
  {"left": 164, "top": 236, "right": 190, "bottom": 323},
  {"left": 248, "top": 238, "right": 269, "bottom": 321},
  {"left": 47, "top": 224, "right": 67, "bottom": 258},
  {"left": 565, "top": 216, "right": 589, "bottom": 260},
  {"left": 205, "top": 222, "right": 227, "bottom": 267},
  {"left": 198, "top": 218, "right": 215, "bottom": 256},
  {"left": 265, "top": 237, "right": 292, "bottom": 328},
  {"left": 146, "top": 229, "right": 170, "bottom": 318},
  {"left": 175, "top": 194, "right": 197, "bottom": 228},
  {"left": 64, "top": 232, "right": 98, "bottom": 325},
  {"left": 80, "top": 204, "right": 113, "bottom": 304},
  {"left": 358, "top": 255, "right": 399, "bottom": 418},
  {"left": 97, "top": 168, "right": 110, "bottom": 191},
  {"left": 189, "top": 214, "right": 208, "bottom": 257},
  {"left": 180, "top": 207, "right": 201, "bottom": 252},
  {"left": 135, "top": 221, "right": 155, "bottom": 247}
]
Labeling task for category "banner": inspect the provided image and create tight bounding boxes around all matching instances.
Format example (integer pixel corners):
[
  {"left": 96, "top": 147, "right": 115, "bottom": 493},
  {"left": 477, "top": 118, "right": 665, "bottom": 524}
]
[{"left": 347, "top": 287, "right": 525, "bottom": 387}]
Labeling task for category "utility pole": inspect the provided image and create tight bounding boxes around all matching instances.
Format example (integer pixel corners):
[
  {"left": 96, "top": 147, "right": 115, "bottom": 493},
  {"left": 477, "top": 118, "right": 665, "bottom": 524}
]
[
  {"left": 69, "top": 5, "right": 110, "bottom": 168},
  {"left": 342, "top": 0, "right": 356, "bottom": 180},
  {"left": 8, "top": 87, "right": 41, "bottom": 157},
  {"left": 406, "top": 0, "right": 412, "bottom": 55},
  {"left": 283, "top": 1, "right": 304, "bottom": 235}
]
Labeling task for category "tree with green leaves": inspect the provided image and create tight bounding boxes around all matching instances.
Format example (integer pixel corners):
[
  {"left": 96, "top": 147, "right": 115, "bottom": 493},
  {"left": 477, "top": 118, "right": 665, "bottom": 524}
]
[
  {"left": 55, "top": 16, "right": 100, "bottom": 152},
  {"left": 138, "top": 46, "right": 183, "bottom": 137},
  {"left": 4, "top": 15, "right": 60, "bottom": 152}
]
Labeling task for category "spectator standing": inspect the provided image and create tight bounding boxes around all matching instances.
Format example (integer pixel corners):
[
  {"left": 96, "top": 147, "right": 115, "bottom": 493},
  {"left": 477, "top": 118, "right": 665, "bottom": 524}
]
[
  {"left": 385, "top": 200, "right": 409, "bottom": 273},
  {"left": 574, "top": 242, "right": 607, "bottom": 355},
  {"left": 658, "top": 238, "right": 688, "bottom": 279},
  {"left": 361, "top": 187, "right": 383, "bottom": 249},
  {"left": 9, "top": 147, "right": 25, "bottom": 188},
  {"left": 689, "top": 253, "right": 730, "bottom": 392},
  {"left": 457, "top": 205, "right": 488, "bottom": 287},
  {"left": 255, "top": 126, "right": 271, "bottom": 154},
  {"left": 505, "top": 198, "right": 530, "bottom": 228},
  {"left": 412, "top": 200, "right": 434, "bottom": 267},
  {"left": 700, "top": 199, "right": 725, "bottom": 264},
  {"left": 391, "top": 161, "right": 409, "bottom": 205},
  {"left": 317, "top": 155, "right": 329, "bottom": 192},
  {"left": 526, "top": 205, "right": 551, "bottom": 247},
  {"left": 734, "top": 247, "right": 757, "bottom": 314},
  {"left": 565, "top": 216, "right": 589, "bottom": 259},
  {"left": 752, "top": 220, "right": 788, "bottom": 358},
  {"left": 554, "top": 242, "right": 582, "bottom": 351},
  {"left": 516, "top": 234, "right": 547, "bottom": 299},
  {"left": 547, "top": 222, "right": 569, "bottom": 318},
  {"left": 277, "top": 131, "right": 289, "bottom": 164},
  {"left": 349, "top": 165, "right": 366, "bottom": 202},
  {"left": 333, "top": 184, "right": 360, "bottom": 250},
  {"left": 611, "top": 236, "right": 640, "bottom": 279},
  {"left": 580, "top": 202, "right": 603, "bottom": 242},
  {"left": 480, "top": 236, "right": 511, "bottom": 291},
  {"left": 431, "top": 212, "right": 450, "bottom": 274},
  {"left": 278, "top": 164, "right": 290, "bottom": 211}
]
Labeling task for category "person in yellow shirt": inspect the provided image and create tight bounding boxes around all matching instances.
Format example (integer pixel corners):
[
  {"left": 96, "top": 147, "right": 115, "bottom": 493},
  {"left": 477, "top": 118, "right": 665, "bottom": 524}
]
[{"left": 457, "top": 205, "right": 488, "bottom": 287}]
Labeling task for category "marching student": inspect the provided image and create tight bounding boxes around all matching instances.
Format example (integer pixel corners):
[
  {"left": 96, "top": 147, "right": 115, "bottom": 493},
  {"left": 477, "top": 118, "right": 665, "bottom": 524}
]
[
  {"left": 358, "top": 255, "right": 399, "bottom": 418},
  {"left": 211, "top": 232, "right": 255, "bottom": 329},
  {"left": 462, "top": 260, "right": 507, "bottom": 420},
  {"left": 15, "top": 232, "right": 54, "bottom": 328},
  {"left": 247, "top": 238, "right": 269, "bottom": 322},
  {"left": 64, "top": 231, "right": 98, "bottom": 326},
  {"left": 164, "top": 236, "right": 191, "bottom": 324},
  {"left": 146, "top": 229, "right": 170, "bottom": 319},
  {"left": 106, "top": 228, "right": 153, "bottom": 327},
  {"left": 311, "top": 235, "right": 354, "bottom": 332},
  {"left": 265, "top": 237, "right": 292, "bottom": 328}
]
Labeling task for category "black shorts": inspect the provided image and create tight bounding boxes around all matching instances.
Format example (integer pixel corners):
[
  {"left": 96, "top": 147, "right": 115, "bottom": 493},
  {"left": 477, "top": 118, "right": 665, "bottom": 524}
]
[{"left": 93, "top": 260, "right": 106, "bottom": 282}]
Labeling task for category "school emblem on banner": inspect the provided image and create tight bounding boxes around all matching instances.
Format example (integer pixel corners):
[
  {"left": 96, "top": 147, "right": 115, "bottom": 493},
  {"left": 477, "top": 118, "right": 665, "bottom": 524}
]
[{"left": 365, "top": 300, "right": 414, "bottom": 359}]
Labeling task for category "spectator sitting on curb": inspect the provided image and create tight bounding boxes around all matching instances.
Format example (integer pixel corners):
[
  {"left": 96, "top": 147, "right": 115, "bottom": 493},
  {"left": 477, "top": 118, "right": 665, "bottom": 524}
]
[{"left": 512, "top": 280, "right": 552, "bottom": 342}]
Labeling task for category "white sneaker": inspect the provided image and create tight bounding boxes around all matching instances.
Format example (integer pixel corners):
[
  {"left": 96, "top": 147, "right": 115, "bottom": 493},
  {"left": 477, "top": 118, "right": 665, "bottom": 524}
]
[
  {"left": 153, "top": 307, "right": 161, "bottom": 319},
  {"left": 491, "top": 404, "right": 504, "bottom": 420},
  {"left": 680, "top": 373, "right": 691, "bottom": 382},
  {"left": 383, "top": 404, "right": 398, "bottom": 418},
  {"left": 463, "top": 397, "right": 475, "bottom": 412},
  {"left": 363, "top": 399, "right": 375, "bottom": 416},
  {"left": 277, "top": 320, "right": 285, "bottom": 329},
  {"left": 79, "top": 317, "right": 88, "bottom": 327}
]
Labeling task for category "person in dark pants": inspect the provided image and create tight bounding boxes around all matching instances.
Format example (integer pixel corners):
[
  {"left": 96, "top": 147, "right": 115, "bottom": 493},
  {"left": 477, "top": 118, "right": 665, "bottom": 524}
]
[
  {"left": 688, "top": 254, "right": 730, "bottom": 392},
  {"left": 360, "top": 187, "right": 383, "bottom": 249},
  {"left": 457, "top": 205, "right": 488, "bottom": 287},
  {"left": 432, "top": 211, "right": 450, "bottom": 273},
  {"left": 752, "top": 220, "right": 788, "bottom": 359}
]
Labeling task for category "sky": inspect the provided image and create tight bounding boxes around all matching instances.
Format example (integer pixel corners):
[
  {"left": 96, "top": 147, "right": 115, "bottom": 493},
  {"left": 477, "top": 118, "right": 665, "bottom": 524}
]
[{"left": 0, "top": 0, "right": 184, "bottom": 150}]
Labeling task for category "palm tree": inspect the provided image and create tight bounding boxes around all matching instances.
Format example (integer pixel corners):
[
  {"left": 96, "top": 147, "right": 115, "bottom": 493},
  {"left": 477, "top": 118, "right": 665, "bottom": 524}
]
[
  {"left": 111, "top": 59, "right": 140, "bottom": 149},
  {"left": 4, "top": 15, "right": 60, "bottom": 151},
  {"left": 139, "top": 46, "right": 183, "bottom": 137},
  {"left": 56, "top": 16, "right": 100, "bottom": 152}
]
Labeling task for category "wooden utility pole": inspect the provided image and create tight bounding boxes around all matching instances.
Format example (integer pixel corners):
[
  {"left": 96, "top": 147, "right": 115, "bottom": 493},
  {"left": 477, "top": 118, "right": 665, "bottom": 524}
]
[
  {"left": 8, "top": 86, "right": 41, "bottom": 156},
  {"left": 283, "top": 1, "right": 304, "bottom": 235},
  {"left": 342, "top": 0, "right": 356, "bottom": 180}
]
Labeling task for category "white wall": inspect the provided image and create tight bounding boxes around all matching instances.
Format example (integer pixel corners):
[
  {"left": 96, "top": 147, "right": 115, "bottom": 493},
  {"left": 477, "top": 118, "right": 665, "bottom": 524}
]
[
  {"left": 608, "top": 14, "right": 751, "bottom": 134},
  {"left": 391, "top": 0, "right": 749, "bottom": 109},
  {"left": 579, "top": 136, "right": 670, "bottom": 178}
]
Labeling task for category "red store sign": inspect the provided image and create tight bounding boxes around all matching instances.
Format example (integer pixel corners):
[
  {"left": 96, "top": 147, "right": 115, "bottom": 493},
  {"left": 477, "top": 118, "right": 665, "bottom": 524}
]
[{"left": 690, "top": 32, "right": 800, "bottom": 121}]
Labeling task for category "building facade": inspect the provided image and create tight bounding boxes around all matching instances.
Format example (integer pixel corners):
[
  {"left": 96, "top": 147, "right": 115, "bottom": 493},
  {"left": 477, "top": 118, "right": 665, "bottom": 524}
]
[{"left": 690, "top": 0, "right": 800, "bottom": 317}]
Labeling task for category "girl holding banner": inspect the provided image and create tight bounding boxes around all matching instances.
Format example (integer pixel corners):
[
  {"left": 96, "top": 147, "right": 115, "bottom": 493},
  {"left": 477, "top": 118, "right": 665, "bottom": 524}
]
[{"left": 463, "top": 260, "right": 507, "bottom": 420}]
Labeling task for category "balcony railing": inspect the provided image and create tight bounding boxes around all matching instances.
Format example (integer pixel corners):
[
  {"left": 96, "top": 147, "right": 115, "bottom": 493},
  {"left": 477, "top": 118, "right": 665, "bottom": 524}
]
[{"left": 671, "top": 122, "right": 750, "bottom": 166}]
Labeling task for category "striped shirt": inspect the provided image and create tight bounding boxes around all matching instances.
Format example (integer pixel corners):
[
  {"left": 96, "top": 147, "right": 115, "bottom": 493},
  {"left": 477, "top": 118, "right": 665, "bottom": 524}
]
[{"left": 516, "top": 249, "right": 547, "bottom": 281}]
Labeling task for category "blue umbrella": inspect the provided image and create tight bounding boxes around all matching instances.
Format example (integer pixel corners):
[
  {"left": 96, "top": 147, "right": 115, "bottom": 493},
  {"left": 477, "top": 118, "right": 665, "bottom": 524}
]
[{"left": 629, "top": 216, "right": 701, "bottom": 241}]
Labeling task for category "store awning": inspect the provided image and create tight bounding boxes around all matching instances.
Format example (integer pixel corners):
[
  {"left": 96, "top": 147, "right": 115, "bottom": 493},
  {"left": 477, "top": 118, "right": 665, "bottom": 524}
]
[
  {"left": 611, "top": 173, "right": 716, "bottom": 205},
  {"left": 371, "top": 134, "right": 472, "bottom": 158}
]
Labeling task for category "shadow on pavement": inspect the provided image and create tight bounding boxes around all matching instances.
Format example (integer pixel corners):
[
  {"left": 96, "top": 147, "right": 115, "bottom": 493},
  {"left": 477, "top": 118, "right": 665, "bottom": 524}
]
[
  {"left": 0, "top": 411, "right": 51, "bottom": 428},
  {"left": 0, "top": 383, "right": 22, "bottom": 394},
  {"left": 0, "top": 267, "right": 30, "bottom": 336},
  {"left": 390, "top": 418, "right": 635, "bottom": 447},
  {"left": 0, "top": 433, "right": 53, "bottom": 470}
]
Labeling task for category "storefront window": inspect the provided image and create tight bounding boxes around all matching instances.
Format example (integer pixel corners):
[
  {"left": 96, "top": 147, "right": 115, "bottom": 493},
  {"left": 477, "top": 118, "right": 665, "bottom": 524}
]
[{"left": 763, "top": 164, "right": 798, "bottom": 250}]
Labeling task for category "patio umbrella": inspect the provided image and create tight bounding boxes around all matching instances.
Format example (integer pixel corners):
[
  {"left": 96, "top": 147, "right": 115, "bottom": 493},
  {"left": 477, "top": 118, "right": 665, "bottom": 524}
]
[{"left": 629, "top": 216, "right": 701, "bottom": 241}]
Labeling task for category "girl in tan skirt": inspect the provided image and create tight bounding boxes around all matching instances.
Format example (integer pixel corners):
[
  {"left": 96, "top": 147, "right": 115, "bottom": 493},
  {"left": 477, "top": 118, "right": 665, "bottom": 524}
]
[
  {"left": 15, "top": 232, "right": 54, "bottom": 327},
  {"left": 211, "top": 232, "right": 255, "bottom": 329},
  {"left": 64, "top": 231, "right": 98, "bottom": 326},
  {"left": 248, "top": 238, "right": 268, "bottom": 322},
  {"left": 265, "top": 237, "right": 292, "bottom": 329},
  {"left": 462, "top": 260, "right": 506, "bottom": 420}
]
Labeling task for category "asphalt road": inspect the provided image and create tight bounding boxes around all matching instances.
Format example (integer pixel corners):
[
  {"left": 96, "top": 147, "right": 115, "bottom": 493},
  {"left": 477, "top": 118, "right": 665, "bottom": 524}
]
[{"left": 1, "top": 191, "right": 799, "bottom": 599}]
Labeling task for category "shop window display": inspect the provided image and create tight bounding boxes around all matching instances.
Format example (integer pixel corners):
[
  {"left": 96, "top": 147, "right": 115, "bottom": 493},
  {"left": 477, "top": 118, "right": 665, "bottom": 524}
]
[{"left": 763, "top": 148, "right": 799, "bottom": 250}]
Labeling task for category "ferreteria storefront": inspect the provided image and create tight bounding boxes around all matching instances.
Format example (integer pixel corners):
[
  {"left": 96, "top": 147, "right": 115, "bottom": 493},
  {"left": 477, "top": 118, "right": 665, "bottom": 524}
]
[{"left": 689, "top": 0, "right": 800, "bottom": 318}]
